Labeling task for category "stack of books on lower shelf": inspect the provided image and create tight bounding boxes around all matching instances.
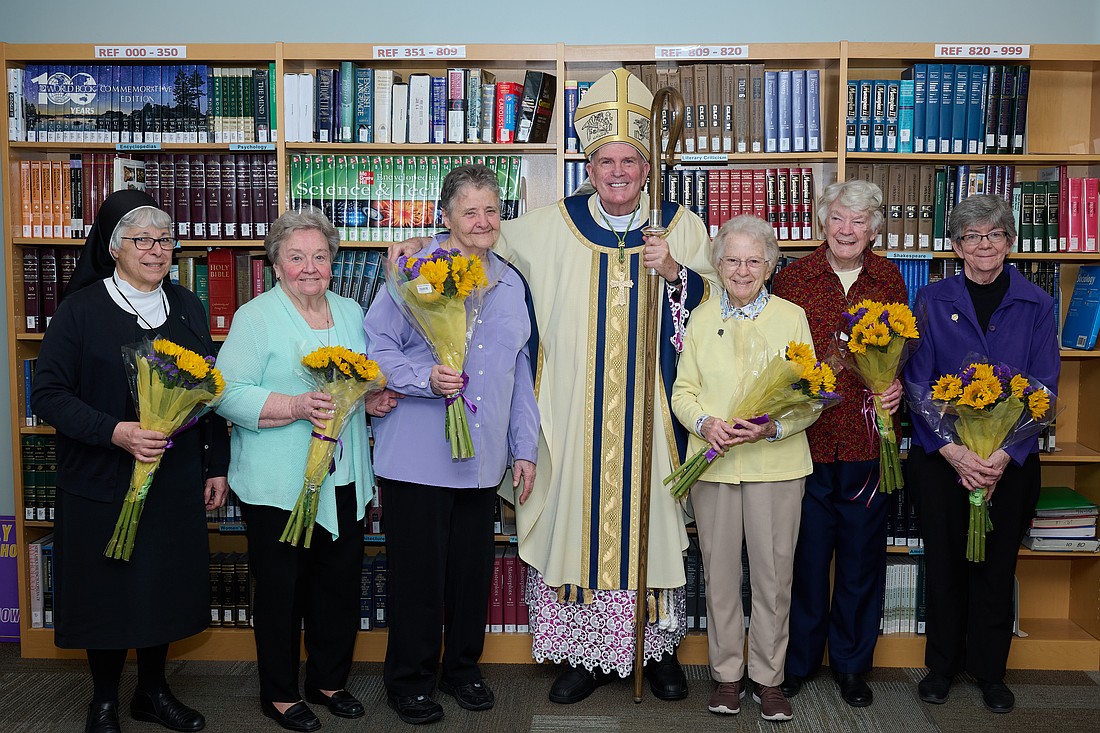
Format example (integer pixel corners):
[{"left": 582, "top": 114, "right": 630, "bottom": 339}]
[
  {"left": 881, "top": 554, "right": 926, "bottom": 635},
  {"left": 1022, "top": 486, "right": 1099, "bottom": 552}
]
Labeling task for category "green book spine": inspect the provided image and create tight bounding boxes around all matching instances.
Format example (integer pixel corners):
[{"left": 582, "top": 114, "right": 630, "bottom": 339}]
[
  {"left": 241, "top": 68, "right": 255, "bottom": 142},
  {"left": 932, "top": 166, "right": 947, "bottom": 251},
  {"left": 44, "top": 436, "right": 57, "bottom": 521},
  {"left": 335, "top": 154, "right": 349, "bottom": 240},
  {"left": 268, "top": 62, "right": 278, "bottom": 142},
  {"left": 195, "top": 262, "right": 210, "bottom": 318},
  {"left": 20, "top": 436, "right": 35, "bottom": 521}
]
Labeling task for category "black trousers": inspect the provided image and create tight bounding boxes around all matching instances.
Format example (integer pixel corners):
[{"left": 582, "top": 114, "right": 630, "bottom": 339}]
[
  {"left": 243, "top": 484, "right": 361, "bottom": 703},
  {"left": 786, "top": 459, "right": 888, "bottom": 677},
  {"left": 380, "top": 477, "right": 496, "bottom": 697},
  {"left": 906, "top": 447, "right": 1040, "bottom": 682}
]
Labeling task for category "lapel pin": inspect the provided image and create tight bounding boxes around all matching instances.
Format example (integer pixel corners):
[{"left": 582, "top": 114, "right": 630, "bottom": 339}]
[
  {"left": 718, "top": 328, "right": 724, "bottom": 337},
  {"left": 951, "top": 313, "right": 959, "bottom": 322}
]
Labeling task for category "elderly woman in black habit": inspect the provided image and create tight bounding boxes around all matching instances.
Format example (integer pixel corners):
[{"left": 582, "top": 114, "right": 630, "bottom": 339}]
[{"left": 31, "top": 190, "right": 230, "bottom": 733}]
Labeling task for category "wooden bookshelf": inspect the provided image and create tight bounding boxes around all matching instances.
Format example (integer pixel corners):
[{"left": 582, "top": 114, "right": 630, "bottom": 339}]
[{"left": 4, "top": 41, "right": 1100, "bottom": 673}]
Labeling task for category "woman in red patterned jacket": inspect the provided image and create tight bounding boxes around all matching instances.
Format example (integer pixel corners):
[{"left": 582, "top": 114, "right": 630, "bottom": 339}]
[{"left": 772, "top": 179, "right": 907, "bottom": 708}]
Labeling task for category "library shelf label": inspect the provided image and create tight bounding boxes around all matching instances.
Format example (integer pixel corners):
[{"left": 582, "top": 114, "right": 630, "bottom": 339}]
[
  {"left": 654, "top": 45, "right": 749, "bottom": 60},
  {"left": 95, "top": 46, "right": 187, "bottom": 59},
  {"left": 934, "top": 44, "right": 1030, "bottom": 59},
  {"left": 372, "top": 45, "right": 466, "bottom": 60}
]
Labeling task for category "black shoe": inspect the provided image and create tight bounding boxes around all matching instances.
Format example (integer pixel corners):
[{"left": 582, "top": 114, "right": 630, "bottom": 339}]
[
  {"left": 438, "top": 678, "right": 494, "bottom": 711},
  {"left": 86, "top": 701, "right": 122, "bottom": 733},
  {"left": 548, "top": 666, "right": 613, "bottom": 704},
  {"left": 130, "top": 688, "right": 205, "bottom": 731},
  {"left": 644, "top": 651, "right": 689, "bottom": 701},
  {"left": 304, "top": 688, "right": 364, "bottom": 719},
  {"left": 387, "top": 694, "right": 444, "bottom": 725},
  {"left": 260, "top": 700, "right": 322, "bottom": 732},
  {"left": 977, "top": 680, "right": 1015, "bottom": 713},
  {"left": 780, "top": 674, "right": 804, "bottom": 698},
  {"left": 917, "top": 671, "right": 951, "bottom": 704},
  {"left": 832, "top": 671, "right": 873, "bottom": 707}
]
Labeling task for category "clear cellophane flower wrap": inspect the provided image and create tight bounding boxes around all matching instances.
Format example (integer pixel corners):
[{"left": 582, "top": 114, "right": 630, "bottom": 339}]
[
  {"left": 907, "top": 356, "right": 1056, "bottom": 562},
  {"left": 105, "top": 339, "right": 225, "bottom": 561},
  {"left": 384, "top": 244, "right": 491, "bottom": 459},
  {"left": 280, "top": 346, "right": 386, "bottom": 548},
  {"left": 832, "top": 300, "right": 920, "bottom": 495},
  {"left": 666, "top": 326, "right": 841, "bottom": 500}
]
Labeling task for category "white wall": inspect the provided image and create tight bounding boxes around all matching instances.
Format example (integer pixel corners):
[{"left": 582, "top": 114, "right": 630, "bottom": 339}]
[{"left": 0, "top": 0, "right": 1098, "bottom": 514}]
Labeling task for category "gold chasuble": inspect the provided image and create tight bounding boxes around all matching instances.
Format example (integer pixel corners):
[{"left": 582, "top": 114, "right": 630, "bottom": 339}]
[{"left": 497, "top": 192, "right": 714, "bottom": 593}]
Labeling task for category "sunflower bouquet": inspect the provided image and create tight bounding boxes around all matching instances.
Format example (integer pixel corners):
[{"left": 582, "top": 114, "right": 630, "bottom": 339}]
[
  {"left": 386, "top": 242, "right": 489, "bottom": 459},
  {"left": 666, "top": 340, "right": 841, "bottom": 500},
  {"left": 105, "top": 339, "right": 225, "bottom": 561},
  {"left": 281, "top": 345, "right": 386, "bottom": 548},
  {"left": 914, "top": 360, "right": 1055, "bottom": 561},
  {"left": 837, "top": 299, "right": 920, "bottom": 494}
]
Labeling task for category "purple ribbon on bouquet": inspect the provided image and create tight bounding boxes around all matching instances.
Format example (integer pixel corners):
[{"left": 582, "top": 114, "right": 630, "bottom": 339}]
[
  {"left": 163, "top": 415, "right": 200, "bottom": 450},
  {"left": 444, "top": 371, "right": 478, "bottom": 414},
  {"left": 847, "top": 389, "right": 883, "bottom": 507},
  {"left": 310, "top": 431, "right": 344, "bottom": 475},
  {"left": 703, "top": 413, "right": 770, "bottom": 462}
]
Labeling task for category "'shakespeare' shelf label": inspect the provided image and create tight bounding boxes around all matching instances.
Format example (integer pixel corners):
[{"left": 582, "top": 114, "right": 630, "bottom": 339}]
[
  {"left": 935, "top": 44, "right": 1030, "bottom": 59},
  {"left": 95, "top": 45, "right": 187, "bottom": 59},
  {"left": 885, "top": 251, "right": 934, "bottom": 261},
  {"left": 373, "top": 45, "right": 466, "bottom": 60},
  {"left": 654, "top": 45, "right": 749, "bottom": 60}
]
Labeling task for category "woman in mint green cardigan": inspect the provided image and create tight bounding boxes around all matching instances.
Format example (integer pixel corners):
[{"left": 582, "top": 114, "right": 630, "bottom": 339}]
[{"left": 216, "top": 207, "right": 396, "bottom": 732}]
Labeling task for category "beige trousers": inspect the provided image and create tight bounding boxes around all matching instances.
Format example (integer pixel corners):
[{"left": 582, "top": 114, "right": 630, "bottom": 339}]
[{"left": 692, "top": 478, "right": 805, "bottom": 686}]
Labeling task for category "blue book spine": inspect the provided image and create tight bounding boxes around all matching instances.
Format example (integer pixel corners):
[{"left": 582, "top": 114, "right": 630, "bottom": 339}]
[
  {"left": 430, "top": 76, "right": 446, "bottom": 144},
  {"left": 564, "top": 81, "right": 578, "bottom": 153},
  {"left": 910, "top": 64, "right": 927, "bottom": 153},
  {"left": 767, "top": 71, "right": 781, "bottom": 153},
  {"left": 885, "top": 80, "right": 900, "bottom": 153},
  {"left": 805, "top": 69, "right": 821, "bottom": 152},
  {"left": 967, "top": 64, "right": 987, "bottom": 154},
  {"left": 777, "top": 71, "right": 792, "bottom": 153},
  {"left": 355, "top": 67, "right": 374, "bottom": 143},
  {"left": 924, "top": 64, "right": 940, "bottom": 153},
  {"left": 938, "top": 64, "right": 954, "bottom": 154},
  {"left": 791, "top": 70, "right": 806, "bottom": 153},
  {"left": 898, "top": 80, "right": 915, "bottom": 153},
  {"left": 951, "top": 64, "right": 969, "bottom": 154},
  {"left": 194, "top": 63, "right": 210, "bottom": 144},
  {"left": 871, "top": 80, "right": 886, "bottom": 152},
  {"left": 1061, "top": 265, "right": 1100, "bottom": 350},
  {"left": 23, "top": 359, "right": 35, "bottom": 426},
  {"left": 564, "top": 159, "right": 575, "bottom": 196},
  {"left": 856, "top": 79, "right": 872, "bottom": 152}
]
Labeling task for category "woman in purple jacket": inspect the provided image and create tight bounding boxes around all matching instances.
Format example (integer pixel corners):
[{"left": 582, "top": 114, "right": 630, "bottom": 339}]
[{"left": 903, "top": 194, "right": 1059, "bottom": 714}]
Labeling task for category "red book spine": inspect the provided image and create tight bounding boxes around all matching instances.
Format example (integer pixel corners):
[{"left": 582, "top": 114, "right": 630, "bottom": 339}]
[
  {"left": 494, "top": 81, "right": 522, "bottom": 144},
  {"left": 801, "top": 167, "right": 814, "bottom": 239},
  {"left": 489, "top": 548, "right": 504, "bottom": 633},
  {"left": 788, "top": 168, "right": 803, "bottom": 241},
  {"left": 1058, "top": 165, "right": 1069, "bottom": 252},
  {"left": 502, "top": 548, "right": 517, "bottom": 633},
  {"left": 752, "top": 169, "right": 767, "bottom": 222},
  {"left": 717, "top": 169, "right": 731, "bottom": 230},
  {"left": 206, "top": 248, "right": 237, "bottom": 335},
  {"left": 516, "top": 558, "right": 529, "bottom": 633},
  {"left": 706, "top": 170, "right": 720, "bottom": 237},
  {"left": 252, "top": 257, "right": 266, "bottom": 299},
  {"left": 729, "top": 169, "right": 742, "bottom": 220},
  {"left": 765, "top": 168, "right": 779, "bottom": 237},
  {"left": 1085, "top": 177, "right": 1098, "bottom": 253}
]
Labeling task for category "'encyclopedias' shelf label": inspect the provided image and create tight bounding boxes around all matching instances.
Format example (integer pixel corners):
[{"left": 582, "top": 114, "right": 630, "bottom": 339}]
[
  {"left": 885, "top": 251, "right": 934, "bottom": 260},
  {"left": 95, "top": 45, "right": 187, "bottom": 59},
  {"left": 935, "top": 44, "right": 1030, "bottom": 59},
  {"left": 230, "top": 143, "right": 275, "bottom": 151},
  {"left": 373, "top": 45, "right": 466, "bottom": 60},
  {"left": 680, "top": 153, "right": 729, "bottom": 162},
  {"left": 655, "top": 45, "right": 748, "bottom": 60},
  {"left": 116, "top": 143, "right": 161, "bottom": 151}
]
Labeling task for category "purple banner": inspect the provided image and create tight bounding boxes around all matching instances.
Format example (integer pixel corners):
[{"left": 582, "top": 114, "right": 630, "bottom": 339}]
[{"left": 0, "top": 516, "right": 19, "bottom": 641}]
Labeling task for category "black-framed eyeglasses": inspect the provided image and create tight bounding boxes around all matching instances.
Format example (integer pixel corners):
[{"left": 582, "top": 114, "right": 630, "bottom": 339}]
[
  {"left": 956, "top": 230, "right": 1008, "bottom": 247},
  {"left": 122, "top": 236, "right": 177, "bottom": 251}
]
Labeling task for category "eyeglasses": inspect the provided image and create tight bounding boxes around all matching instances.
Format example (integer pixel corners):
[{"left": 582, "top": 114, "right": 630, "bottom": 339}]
[
  {"left": 956, "top": 230, "right": 1008, "bottom": 247},
  {"left": 122, "top": 236, "right": 177, "bottom": 251},
  {"left": 719, "top": 257, "right": 769, "bottom": 271}
]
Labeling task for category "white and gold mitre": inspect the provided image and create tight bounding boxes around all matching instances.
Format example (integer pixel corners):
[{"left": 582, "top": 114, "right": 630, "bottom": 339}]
[{"left": 574, "top": 67, "right": 653, "bottom": 158}]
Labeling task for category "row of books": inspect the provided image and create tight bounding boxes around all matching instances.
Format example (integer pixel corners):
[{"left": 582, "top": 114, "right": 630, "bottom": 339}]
[
  {"left": 609, "top": 63, "right": 823, "bottom": 155},
  {"left": 209, "top": 552, "right": 252, "bottom": 628},
  {"left": 880, "top": 556, "right": 926, "bottom": 635},
  {"left": 1022, "top": 486, "right": 1099, "bottom": 552},
  {"left": 1030, "top": 167, "right": 1100, "bottom": 253},
  {"left": 661, "top": 167, "right": 817, "bottom": 241},
  {"left": 8, "top": 64, "right": 277, "bottom": 144},
  {"left": 846, "top": 64, "right": 1029, "bottom": 155},
  {"left": 487, "top": 547, "right": 531, "bottom": 634},
  {"left": 26, "top": 534, "right": 54, "bottom": 628},
  {"left": 143, "top": 154, "right": 278, "bottom": 240},
  {"left": 282, "top": 66, "right": 554, "bottom": 146},
  {"left": 682, "top": 542, "right": 711, "bottom": 632},
  {"left": 22, "top": 247, "right": 78, "bottom": 333},
  {"left": 20, "top": 435, "right": 55, "bottom": 521},
  {"left": 287, "top": 153, "right": 525, "bottom": 243},
  {"left": 884, "top": 485, "right": 923, "bottom": 548}
]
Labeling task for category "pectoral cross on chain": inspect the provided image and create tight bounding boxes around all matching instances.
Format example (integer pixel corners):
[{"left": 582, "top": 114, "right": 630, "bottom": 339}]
[{"left": 610, "top": 269, "right": 634, "bottom": 306}]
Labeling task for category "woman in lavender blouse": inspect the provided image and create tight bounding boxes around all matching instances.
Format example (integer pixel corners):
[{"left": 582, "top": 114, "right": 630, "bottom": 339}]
[{"left": 363, "top": 164, "right": 539, "bottom": 726}]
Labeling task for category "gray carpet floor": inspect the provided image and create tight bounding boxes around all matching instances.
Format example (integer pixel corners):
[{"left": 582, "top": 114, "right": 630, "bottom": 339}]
[{"left": 1, "top": 643, "right": 1098, "bottom": 732}]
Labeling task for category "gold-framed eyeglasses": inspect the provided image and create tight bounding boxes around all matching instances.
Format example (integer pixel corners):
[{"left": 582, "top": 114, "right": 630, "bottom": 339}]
[
  {"left": 956, "top": 230, "right": 1008, "bottom": 247},
  {"left": 719, "top": 257, "right": 769, "bottom": 271},
  {"left": 122, "top": 236, "right": 177, "bottom": 251}
]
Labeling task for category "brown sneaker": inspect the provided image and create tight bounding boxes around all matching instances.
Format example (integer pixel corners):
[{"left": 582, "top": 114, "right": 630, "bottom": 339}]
[
  {"left": 753, "top": 683, "right": 793, "bottom": 721},
  {"left": 707, "top": 681, "right": 744, "bottom": 715}
]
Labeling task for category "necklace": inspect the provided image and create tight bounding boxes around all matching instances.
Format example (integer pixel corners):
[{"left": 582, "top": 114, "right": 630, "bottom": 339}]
[
  {"left": 112, "top": 274, "right": 168, "bottom": 331},
  {"left": 597, "top": 203, "right": 639, "bottom": 264},
  {"left": 311, "top": 297, "right": 334, "bottom": 348}
]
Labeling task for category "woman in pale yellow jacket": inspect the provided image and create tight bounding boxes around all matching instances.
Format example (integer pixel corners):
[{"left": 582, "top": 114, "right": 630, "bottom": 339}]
[{"left": 672, "top": 214, "right": 817, "bottom": 724}]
